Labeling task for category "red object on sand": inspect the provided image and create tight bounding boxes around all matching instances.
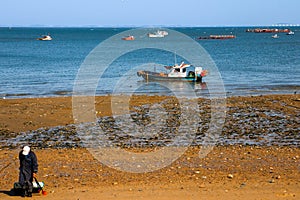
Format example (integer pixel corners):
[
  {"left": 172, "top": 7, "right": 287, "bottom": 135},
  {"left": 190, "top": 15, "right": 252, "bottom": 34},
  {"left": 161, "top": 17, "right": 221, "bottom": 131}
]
[{"left": 34, "top": 177, "right": 47, "bottom": 196}]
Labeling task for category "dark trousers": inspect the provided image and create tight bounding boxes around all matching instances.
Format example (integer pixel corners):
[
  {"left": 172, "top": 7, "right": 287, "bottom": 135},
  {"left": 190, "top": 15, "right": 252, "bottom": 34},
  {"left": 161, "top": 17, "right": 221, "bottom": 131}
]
[{"left": 19, "top": 170, "right": 33, "bottom": 195}]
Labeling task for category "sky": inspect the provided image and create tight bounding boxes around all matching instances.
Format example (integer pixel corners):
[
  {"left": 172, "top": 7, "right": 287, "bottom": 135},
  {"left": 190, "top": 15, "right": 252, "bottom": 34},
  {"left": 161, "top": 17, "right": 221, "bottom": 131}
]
[{"left": 1, "top": 0, "right": 299, "bottom": 27}]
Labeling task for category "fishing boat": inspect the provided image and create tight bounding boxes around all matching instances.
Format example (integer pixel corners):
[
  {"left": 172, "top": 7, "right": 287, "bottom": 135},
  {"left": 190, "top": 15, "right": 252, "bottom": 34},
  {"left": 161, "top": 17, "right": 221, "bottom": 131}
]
[
  {"left": 137, "top": 62, "right": 207, "bottom": 82},
  {"left": 148, "top": 30, "right": 168, "bottom": 38},
  {"left": 37, "top": 34, "right": 52, "bottom": 41},
  {"left": 122, "top": 35, "right": 135, "bottom": 40}
]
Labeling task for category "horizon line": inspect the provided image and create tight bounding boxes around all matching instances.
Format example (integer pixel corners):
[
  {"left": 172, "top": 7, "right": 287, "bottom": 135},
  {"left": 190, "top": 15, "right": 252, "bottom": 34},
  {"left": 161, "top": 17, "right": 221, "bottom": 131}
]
[{"left": 1, "top": 24, "right": 300, "bottom": 28}]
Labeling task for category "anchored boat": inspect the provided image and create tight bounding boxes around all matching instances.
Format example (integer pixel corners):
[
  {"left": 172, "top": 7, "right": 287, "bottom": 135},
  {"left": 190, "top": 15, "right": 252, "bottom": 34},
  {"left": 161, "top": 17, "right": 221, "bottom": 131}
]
[
  {"left": 122, "top": 35, "right": 135, "bottom": 40},
  {"left": 198, "top": 35, "right": 236, "bottom": 40},
  {"left": 148, "top": 30, "right": 169, "bottom": 38},
  {"left": 286, "top": 31, "right": 295, "bottom": 35},
  {"left": 137, "top": 62, "right": 207, "bottom": 82},
  {"left": 37, "top": 34, "right": 52, "bottom": 41},
  {"left": 246, "top": 28, "right": 290, "bottom": 33}
]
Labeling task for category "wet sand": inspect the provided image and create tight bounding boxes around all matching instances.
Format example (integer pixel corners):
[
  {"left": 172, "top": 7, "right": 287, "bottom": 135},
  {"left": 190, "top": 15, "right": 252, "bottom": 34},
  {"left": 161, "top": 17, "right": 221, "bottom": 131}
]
[{"left": 0, "top": 94, "right": 299, "bottom": 199}]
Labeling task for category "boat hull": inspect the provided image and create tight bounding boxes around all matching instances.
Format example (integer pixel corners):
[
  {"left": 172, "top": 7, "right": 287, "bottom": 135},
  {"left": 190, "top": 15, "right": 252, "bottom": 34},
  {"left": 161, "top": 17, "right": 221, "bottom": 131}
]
[
  {"left": 122, "top": 36, "right": 135, "bottom": 40},
  {"left": 137, "top": 71, "right": 202, "bottom": 82},
  {"left": 38, "top": 38, "right": 52, "bottom": 41},
  {"left": 148, "top": 34, "right": 164, "bottom": 38}
]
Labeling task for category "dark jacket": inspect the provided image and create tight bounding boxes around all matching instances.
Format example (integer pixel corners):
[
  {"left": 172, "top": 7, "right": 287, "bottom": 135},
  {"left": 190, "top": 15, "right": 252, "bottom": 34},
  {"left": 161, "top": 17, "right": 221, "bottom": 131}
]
[{"left": 19, "top": 151, "right": 38, "bottom": 181}]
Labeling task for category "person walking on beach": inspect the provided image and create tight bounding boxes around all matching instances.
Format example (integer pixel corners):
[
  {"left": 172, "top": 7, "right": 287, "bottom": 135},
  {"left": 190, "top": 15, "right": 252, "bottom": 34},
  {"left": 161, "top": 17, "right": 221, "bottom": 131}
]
[{"left": 19, "top": 145, "right": 38, "bottom": 197}]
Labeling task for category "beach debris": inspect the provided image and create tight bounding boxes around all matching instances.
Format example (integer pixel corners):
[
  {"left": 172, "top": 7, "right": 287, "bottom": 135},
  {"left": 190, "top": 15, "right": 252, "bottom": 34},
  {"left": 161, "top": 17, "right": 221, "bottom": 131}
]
[
  {"left": 292, "top": 155, "right": 299, "bottom": 160},
  {"left": 227, "top": 174, "right": 234, "bottom": 179},
  {"left": 240, "top": 183, "right": 246, "bottom": 188},
  {"left": 275, "top": 175, "right": 281, "bottom": 179}
]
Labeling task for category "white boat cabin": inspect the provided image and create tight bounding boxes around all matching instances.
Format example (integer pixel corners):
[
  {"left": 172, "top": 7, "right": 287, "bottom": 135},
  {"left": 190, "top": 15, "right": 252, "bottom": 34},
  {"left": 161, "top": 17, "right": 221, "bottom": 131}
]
[{"left": 167, "top": 62, "right": 203, "bottom": 78}]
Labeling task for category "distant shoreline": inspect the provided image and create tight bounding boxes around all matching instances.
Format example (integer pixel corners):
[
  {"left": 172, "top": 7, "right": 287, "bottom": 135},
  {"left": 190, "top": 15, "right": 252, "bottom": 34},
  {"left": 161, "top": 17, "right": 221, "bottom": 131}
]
[{"left": 1, "top": 25, "right": 300, "bottom": 28}]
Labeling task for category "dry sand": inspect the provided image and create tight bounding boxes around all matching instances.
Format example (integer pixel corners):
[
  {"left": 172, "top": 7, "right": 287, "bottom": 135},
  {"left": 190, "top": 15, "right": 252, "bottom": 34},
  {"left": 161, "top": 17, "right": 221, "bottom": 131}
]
[{"left": 0, "top": 94, "right": 299, "bottom": 200}]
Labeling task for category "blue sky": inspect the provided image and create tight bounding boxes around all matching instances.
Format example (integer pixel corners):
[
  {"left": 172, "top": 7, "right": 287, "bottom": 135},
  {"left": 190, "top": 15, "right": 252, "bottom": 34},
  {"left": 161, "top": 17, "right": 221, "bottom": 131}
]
[{"left": 1, "top": 0, "right": 299, "bottom": 27}]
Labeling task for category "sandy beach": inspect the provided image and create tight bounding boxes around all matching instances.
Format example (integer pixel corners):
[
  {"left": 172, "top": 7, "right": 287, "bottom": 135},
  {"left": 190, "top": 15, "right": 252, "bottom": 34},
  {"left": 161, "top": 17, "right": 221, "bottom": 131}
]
[{"left": 0, "top": 94, "right": 299, "bottom": 200}]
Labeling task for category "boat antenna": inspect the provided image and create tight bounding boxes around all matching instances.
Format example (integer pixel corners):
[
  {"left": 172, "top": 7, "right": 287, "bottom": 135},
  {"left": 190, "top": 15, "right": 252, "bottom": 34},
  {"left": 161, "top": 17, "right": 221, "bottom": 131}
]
[{"left": 174, "top": 51, "right": 177, "bottom": 65}]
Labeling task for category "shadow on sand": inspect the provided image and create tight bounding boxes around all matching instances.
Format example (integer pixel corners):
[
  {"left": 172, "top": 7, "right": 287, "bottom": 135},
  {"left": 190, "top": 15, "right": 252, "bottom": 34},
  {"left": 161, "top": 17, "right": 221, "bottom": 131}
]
[{"left": 0, "top": 189, "right": 21, "bottom": 196}]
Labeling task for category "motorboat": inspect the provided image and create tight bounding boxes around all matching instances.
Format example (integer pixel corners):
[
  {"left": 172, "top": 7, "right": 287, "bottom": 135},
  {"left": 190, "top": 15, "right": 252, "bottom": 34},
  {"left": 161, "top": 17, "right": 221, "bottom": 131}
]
[
  {"left": 272, "top": 34, "right": 279, "bottom": 38},
  {"left": 148, "top": 30, "right": 168, "bottom": 38},
  {"left": 37, "top": 34, "right": 52, "bottom": 41},
  {"left": 286, "top": 31, "right": 295, "bottom": 35},
  {"left": 137, "top": 62, "right": 207, "bottom": 82},
  {"left": 122, "top": 35, "right": 135, "bottom": 40}
]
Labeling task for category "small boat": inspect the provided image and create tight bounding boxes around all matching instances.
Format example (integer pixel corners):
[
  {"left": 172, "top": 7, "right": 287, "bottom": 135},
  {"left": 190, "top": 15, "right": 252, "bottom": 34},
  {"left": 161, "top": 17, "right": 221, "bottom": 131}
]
[
  {"left": 286, "top": 31, "right": 295, "bottom": 35},
  {"left": 198, "top": 35, "right": 236, "bottom": 40},
  {"left": 272, "top": 34, "right": 279, "bottom": 38},
  {"left": 37, "top": 34, "right": 52, "bottom": 41},
  {"left": 148, "top": 30, "right": 168, "bottom": 38},
  {"left": 246, "top": 28, "right": 290, "bottom": 33},
  {"left": 137, "top": 62, "right": 207, "bottom": 82},
  {"left": 122, "top": 35, "right": 135, "bottom": 40}
]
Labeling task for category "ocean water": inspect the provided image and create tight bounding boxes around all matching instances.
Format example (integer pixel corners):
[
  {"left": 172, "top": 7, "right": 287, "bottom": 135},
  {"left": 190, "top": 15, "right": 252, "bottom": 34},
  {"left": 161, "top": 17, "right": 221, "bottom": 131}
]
[{"left": 0, "top": 27, "right": 299, "bottom": 98}]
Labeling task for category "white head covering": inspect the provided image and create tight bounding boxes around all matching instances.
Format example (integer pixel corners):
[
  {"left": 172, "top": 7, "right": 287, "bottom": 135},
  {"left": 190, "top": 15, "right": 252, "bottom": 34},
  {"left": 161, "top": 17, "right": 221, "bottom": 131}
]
[{"left": 22, "top": 146, "right": 30, "bottom": 155}]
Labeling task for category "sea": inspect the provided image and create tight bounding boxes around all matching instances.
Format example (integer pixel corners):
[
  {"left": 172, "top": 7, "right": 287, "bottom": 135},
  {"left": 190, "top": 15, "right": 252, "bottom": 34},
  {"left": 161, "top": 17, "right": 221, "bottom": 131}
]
[{"left": 0, "top": 27, "right": 300, "bottom": 99}]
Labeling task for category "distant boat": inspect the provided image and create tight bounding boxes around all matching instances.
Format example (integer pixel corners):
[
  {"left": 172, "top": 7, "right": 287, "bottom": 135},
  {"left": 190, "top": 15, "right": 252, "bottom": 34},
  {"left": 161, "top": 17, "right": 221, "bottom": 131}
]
[
  {"left": 198, "top": 35, "right": 236, "bottom": 40},
  {"left": 272, "top": 34, "right": 279, "bottom": 38},
  {"left": 122, "top": 35, "right": 135, "bottom": 40},
  {"left": 148, "top": 30, "right": 168, "bottom": 38},
  {"left": 37, "top": 34, "right": 52, "bottom": 41},
  {"left": 246, "top": 28, "right": 290, "bottom": 33},
  {"left": 286, "top": 31, "right": 295, "bottom": 35}
]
